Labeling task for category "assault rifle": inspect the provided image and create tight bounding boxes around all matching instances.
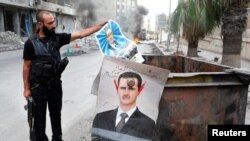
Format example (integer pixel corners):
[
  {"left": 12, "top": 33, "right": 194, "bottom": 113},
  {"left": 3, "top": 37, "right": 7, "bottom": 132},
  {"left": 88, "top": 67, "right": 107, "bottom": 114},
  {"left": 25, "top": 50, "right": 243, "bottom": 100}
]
[{"left": 24, "top": 96, "right": 36, "bottom": 141}]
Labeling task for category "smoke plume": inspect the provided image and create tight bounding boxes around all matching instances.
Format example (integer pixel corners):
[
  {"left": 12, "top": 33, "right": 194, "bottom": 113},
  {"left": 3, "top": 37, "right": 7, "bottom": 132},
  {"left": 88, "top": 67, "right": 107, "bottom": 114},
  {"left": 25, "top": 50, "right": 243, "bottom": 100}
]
[
  {"left": 117, "top": 5, "right": 148, "bottom": 38},
  {"left": 133, "top": 5, "right": 149, "bottom": 37},
  {"left": 74, "top": 0, "right": 96, "bottom": 27}
]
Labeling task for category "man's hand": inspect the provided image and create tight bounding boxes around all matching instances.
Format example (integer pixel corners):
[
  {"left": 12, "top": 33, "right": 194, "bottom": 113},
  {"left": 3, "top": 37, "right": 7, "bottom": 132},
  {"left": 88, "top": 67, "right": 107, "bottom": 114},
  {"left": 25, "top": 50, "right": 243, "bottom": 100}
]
[
  {"left": 95, "top": 21, "right": 108, "bottom": 32},
  {"left": 98, "top": 21, "right": 108, "bottom": 27},
  {"left": 24, "top": 89, "right": 31, "bottom": 100}
]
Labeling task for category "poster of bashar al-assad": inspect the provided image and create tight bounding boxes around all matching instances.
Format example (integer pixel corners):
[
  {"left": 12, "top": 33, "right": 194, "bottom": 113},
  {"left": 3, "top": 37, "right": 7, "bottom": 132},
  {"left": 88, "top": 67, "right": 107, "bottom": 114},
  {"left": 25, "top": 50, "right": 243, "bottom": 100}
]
[
  {"left": 91, "top": 56, "right": 169, "bottom": 141},
  {"left": 95, "top": 20, "right": 144, "bottom": 63}
]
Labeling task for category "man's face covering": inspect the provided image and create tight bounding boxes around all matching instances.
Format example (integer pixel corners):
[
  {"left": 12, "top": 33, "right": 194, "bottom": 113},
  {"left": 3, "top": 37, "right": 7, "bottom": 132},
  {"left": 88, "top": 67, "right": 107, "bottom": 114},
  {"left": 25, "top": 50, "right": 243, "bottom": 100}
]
[{"left": 43, "top": 25, "right": 55, "bottom": 38}]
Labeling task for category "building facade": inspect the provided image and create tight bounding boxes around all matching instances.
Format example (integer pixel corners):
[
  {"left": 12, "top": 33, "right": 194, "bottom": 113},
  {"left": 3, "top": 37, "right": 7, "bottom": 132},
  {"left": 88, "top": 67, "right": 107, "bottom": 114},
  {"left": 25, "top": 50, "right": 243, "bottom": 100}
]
[
  {"left": 0, "top": 0, "right": 77, "bottom": 36},
  {"left": 0, "top": 0, "right": 140, "bottom": 39},
  {"left": 116, "top": 0, "right": 137, "bottom": 19}
]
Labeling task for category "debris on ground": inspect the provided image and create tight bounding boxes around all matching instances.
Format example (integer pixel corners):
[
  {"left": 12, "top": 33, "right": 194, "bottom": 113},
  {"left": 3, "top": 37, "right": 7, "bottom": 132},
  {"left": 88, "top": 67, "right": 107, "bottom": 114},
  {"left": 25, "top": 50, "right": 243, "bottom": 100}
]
[{"left": 0, "top": 31, "right": 24, "bottom": 52}]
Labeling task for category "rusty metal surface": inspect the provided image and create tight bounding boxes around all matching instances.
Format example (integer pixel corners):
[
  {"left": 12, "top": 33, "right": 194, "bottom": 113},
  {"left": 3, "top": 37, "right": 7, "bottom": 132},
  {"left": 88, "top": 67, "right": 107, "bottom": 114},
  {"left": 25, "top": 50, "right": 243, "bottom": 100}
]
[
  {"left": 166, "top": 73, "right": 242, "bottom": 87},
  {"left": 183, "top": 57, "right": 230, "bottom": 72},
  {"left": 143, "top": 55, "right": 184, "bottom": 72},
  {"left": 153, "top": 85, "right": 248, "bottom": 141},
  {"left": 142, "top": 55, "right": 230, "bottom": 73},
  {"left": 142, "top": 55, "right": 249, "bottom": 141}
]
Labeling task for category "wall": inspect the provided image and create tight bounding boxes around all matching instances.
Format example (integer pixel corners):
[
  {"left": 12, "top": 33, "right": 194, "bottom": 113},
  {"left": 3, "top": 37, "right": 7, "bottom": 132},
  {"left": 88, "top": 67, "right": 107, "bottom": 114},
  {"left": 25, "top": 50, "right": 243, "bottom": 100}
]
[
  {"left": 56, "top": 14, "right": 75, "bottom": 33},
  {"left": 0, "top": 0, "right": 78, "bottom": 36},
  {"left": 181, "top": 8, "right": 250, "bottom": 61},
  {"left": 0, "top": 8, "right": 4, "bottom": 32},
  {"left": 36, "top": 1, "right": 76, "bottom": 16}
]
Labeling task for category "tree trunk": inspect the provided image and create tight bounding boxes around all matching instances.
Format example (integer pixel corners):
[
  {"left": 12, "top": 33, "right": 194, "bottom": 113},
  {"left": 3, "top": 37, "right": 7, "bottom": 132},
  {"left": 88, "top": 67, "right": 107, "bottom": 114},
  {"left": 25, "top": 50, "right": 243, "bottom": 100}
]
[
  {"left": 187, "top": 40, "right": 198, "bottom": 57},
  {"left": 221, "top": 6, "right": 247, "bottom": 68},
  {"left": 221, "top": 33, "right": 242, "bottom": 68}
]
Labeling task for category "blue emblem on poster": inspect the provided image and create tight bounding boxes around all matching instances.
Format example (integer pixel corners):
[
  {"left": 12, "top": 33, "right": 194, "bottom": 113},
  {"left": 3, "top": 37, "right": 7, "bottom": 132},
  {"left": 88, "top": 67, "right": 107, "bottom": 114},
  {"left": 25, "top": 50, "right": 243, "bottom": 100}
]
[{"left": 95, "top": 20, "right": 144, "bottom": 63}]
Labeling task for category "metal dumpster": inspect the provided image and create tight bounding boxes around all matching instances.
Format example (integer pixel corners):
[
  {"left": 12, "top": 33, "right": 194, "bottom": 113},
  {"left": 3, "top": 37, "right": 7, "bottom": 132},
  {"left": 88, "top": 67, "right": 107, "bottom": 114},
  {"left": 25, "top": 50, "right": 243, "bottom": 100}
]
[{"left": 142, "top": 55, "right": 249, "bottom": 141}]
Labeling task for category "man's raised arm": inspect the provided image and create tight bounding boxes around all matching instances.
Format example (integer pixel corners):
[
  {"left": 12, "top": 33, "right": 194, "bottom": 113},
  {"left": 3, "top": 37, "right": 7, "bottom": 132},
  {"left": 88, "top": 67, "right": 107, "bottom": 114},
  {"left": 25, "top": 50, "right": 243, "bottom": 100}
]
[{"left": 70, "top": 21, "right": 107, "bottom": 42}]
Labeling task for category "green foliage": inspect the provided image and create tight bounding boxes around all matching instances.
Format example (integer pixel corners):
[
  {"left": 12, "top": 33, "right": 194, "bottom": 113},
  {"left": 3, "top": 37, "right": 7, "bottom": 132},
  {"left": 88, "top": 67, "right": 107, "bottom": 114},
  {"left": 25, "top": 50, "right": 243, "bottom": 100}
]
[{"left": 169, "top": 0, "right": 222, "bottom": 42}]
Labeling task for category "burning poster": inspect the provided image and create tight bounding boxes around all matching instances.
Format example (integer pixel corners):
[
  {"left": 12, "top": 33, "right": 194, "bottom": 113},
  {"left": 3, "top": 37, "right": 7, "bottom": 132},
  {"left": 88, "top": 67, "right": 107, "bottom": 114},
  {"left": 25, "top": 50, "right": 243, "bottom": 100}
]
[
  {"left": 95, "top": 20, "right": 144, "bottom": 63},
  {"left": 91, "top": 56, "right": 169, "bottom": 141}
]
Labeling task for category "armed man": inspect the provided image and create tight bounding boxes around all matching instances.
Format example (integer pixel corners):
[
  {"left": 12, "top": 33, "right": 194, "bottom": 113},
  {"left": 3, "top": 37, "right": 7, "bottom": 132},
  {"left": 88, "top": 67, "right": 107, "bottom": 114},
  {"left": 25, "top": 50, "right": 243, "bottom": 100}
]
[{"left": 22, "top": 10, "right": 106, "bottom": 141}]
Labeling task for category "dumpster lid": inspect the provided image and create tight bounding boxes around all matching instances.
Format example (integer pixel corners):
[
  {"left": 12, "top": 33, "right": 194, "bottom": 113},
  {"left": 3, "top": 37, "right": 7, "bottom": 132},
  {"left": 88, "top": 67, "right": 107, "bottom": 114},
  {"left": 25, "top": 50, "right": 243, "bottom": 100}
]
[
  {"left": 225, "top": 68, "right": 250, "bottom": 84},
  {"left": 169, "top": 72, "right": 228, "bottom": 78}
]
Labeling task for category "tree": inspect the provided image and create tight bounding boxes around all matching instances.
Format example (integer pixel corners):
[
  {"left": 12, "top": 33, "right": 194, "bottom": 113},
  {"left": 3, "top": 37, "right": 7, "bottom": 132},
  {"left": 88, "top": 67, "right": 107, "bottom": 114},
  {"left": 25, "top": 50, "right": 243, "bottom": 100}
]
[
  {"left": 170, "top": 0, "right": 221, "bottom": 57},
  {"left": 220, "top": 0, "right": 250, "bottom": 68}
]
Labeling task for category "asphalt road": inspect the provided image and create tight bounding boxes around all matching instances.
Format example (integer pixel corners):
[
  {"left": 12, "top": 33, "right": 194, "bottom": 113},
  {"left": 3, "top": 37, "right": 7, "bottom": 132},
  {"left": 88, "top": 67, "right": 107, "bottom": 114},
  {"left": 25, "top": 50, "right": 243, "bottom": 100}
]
[{"left": 0, "top": 47, "right": 103, "bottom": 141}]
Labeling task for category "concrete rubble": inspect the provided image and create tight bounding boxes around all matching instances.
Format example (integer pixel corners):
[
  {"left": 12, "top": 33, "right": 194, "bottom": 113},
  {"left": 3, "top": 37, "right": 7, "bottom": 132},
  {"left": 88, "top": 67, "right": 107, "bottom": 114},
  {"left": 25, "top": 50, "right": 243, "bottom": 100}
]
[
  {"left": 0, "top": 32, "right": 99, "bottom": 54},
  {"left": 0, "top": 31, "right": 25, "bottom": 52}
]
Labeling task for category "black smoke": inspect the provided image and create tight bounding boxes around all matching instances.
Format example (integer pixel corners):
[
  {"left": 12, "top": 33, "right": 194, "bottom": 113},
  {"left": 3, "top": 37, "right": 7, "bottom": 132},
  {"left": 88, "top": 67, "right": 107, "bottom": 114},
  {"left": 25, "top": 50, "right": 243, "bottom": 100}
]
[
  {"left": 74, "top": 0, "right": 96, "bottom": 27},
  {"left": 133, "top": 6, "right": 149, "bottom": 37},
  {"left": 117, "top": 5, "right": 148, "bottom": 38}
]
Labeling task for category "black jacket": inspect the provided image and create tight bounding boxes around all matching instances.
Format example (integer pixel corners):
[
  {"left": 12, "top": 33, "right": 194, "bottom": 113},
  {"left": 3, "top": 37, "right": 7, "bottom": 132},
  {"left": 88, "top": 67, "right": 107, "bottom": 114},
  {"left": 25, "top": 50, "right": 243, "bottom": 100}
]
[{"left": 92, "top": 107, "right": 155, "bottom": 141}]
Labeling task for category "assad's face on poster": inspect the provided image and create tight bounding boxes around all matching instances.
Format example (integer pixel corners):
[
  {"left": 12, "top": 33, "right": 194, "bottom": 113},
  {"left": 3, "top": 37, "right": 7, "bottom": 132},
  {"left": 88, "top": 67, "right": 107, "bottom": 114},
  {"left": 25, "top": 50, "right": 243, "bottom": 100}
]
[{"left": 117, "top": 77, "right": 139, "bottom": 107}]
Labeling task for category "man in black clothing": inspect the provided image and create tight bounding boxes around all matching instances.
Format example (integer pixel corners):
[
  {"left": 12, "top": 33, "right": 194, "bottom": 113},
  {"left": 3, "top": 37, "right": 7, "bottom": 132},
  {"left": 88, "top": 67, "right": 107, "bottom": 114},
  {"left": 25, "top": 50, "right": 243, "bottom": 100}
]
[
  {"left": 22, "top": 10, "right": 106, "bottom": 141},
  {"left": 91, "top": 72, "right": 155, "bottom": 141}
]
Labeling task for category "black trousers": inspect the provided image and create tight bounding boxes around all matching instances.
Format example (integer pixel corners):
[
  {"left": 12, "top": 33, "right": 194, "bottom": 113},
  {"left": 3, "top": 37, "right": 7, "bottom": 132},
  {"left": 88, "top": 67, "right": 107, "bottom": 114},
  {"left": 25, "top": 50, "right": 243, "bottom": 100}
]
[{"left": 31, "top": 81, "right": 63, "bottom": 141}]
